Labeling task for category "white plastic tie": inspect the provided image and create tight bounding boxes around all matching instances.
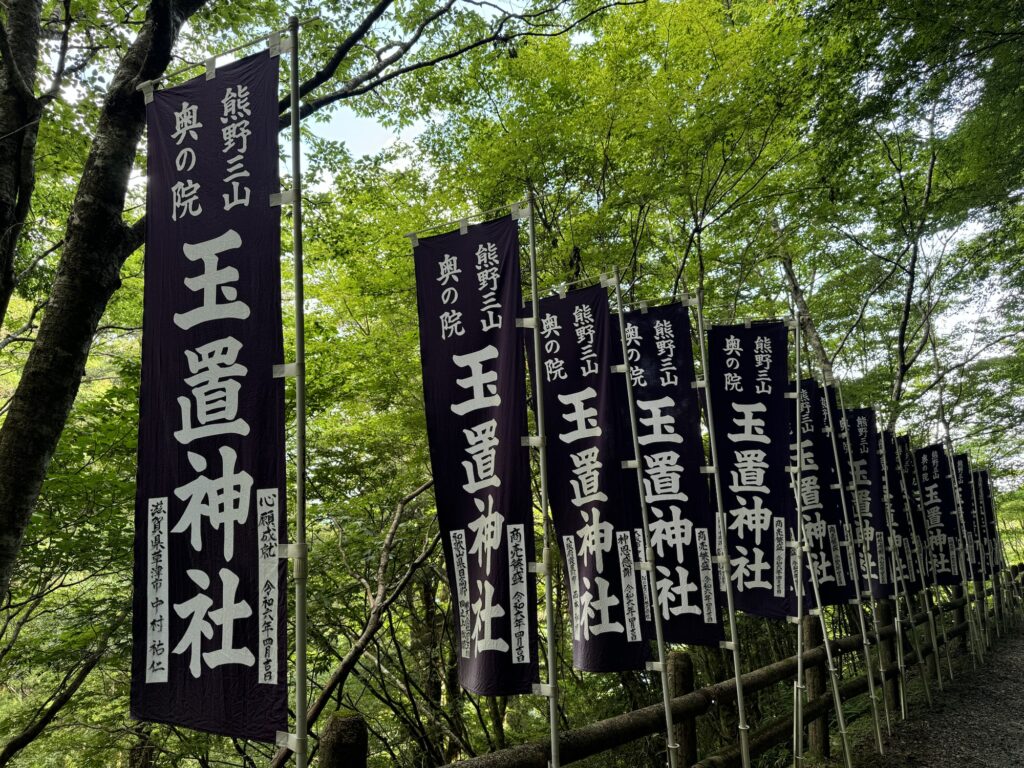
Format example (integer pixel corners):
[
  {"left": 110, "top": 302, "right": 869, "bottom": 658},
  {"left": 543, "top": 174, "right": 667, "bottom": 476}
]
[
  {"left": 273, "top": 363, "right": 297, "bottom": 379},
  {"left": 278, "top": 542, "right": 307, "bottom": 559},
  {"left": 276, "top": 731, "right": 305, "bottom": 751},
  {"left": 270, "top": 190, "right": 296, "bottom": 207}
]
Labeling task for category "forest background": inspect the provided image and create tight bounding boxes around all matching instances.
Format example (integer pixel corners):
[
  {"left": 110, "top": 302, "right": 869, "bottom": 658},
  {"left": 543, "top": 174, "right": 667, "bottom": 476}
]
[{"left": 1, "top": 0, "right": 1023, "bottom": 765}]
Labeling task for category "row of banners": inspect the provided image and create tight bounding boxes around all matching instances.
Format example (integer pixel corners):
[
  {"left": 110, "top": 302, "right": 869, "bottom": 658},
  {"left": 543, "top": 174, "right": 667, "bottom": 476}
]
[
  {"left": 128, "top": 47, "right": 1008, "bottom": 742},
  {"left": 412, "top": 214, "right": 1007, "bottom": 694}
]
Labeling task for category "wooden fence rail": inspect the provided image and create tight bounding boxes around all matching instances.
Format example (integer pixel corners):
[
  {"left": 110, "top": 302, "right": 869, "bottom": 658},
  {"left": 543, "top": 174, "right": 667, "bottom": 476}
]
[
  {"left": 442, "top": 591, "right": 1000, "bottom": 768},
  {"left": 318, "top": 574, "right": 1021, "bottom": 768}
]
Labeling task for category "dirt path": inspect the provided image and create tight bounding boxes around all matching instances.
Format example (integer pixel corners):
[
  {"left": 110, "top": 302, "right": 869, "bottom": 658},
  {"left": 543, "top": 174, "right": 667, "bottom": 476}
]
[{"left": 852, "top": 630, "right": 1024, "bottom": 768}]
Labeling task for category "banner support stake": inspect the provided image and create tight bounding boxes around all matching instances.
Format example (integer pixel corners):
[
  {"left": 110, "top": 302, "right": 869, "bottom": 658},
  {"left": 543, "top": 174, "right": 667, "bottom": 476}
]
[
  {"left": 692, "top": 287, "right": 751, "bottom": 768},
  {"left": 939, "top": 447, "right": 984, "bottom": 665},
  {"left": 927, "top": 325, "right": 986, "bottom": 664},
  {"left": 819, "top": 380, "right": 885, "bottom": 753},
  {"left": 833, "top": 384, "right": 892, "bottom": 740},
  {"left": 791, "top": 315, "right": 806, "bottom": 768},
  {"left": 876, "top": 436, "right": 909, "bottom": 718},
  {"left": 892, "top": 437, "right": 945, "bottom": 692},
  {"left": 610, "top": 266, "right": 678, "bottom": 768},
  {"left": 799, "top": 519, "right": 854, "bottom": 768},
  {"left": 909, "top": 452, "right": 956, "bottom": 680},
  {"left": 967, "top": 471, "right": 992, "bottom": 649},
  {"left": 525, "top": 191, "right": 561, "bottom": 768},
  {"left": 286, "top": 15, "right": 309, "bottom": 768},
  {"left": 974, "top": 471, "right": 1000, "bottom": 641}
]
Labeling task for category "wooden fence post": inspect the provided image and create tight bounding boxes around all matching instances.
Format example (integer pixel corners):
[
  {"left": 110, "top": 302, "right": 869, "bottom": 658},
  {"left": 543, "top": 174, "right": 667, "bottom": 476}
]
[
  {"left": 802, "top": 615, "right": 829, "bottom": 759},
  {"left": 668, "top": 650, "right": 698, "bottom": 766},
  {"left": 875, "top": 598, "right": 898, "bottom": 709},
  {"left": 951, "top": 585, "right": 967, "bottom": 651}
]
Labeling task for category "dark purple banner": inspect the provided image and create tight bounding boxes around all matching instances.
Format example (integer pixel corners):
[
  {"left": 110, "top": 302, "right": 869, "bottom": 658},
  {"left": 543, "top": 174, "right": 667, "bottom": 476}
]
[
  {"left": 953, "top": 454, "right": 982, "bottom": 576},
  {"left": 707, "top": 321, "right": 796, "bottom": 619},
  {"left": 882, "top": 431, "right": 921, "bottom": 595},
  {"left": 132, "top": 52, "right": 286, "bottom": 740},
  {"left": 846, "top": 409, "right": 893, "bottom": 598},
  {"left": 622, "top": 303, "right": 723, "bottom": 645},
  {"left": 895, "top": 434, "right": 933, "bottom": 590},
  {"left": 914, "top": 444, "right": 961, "bottom": 587},
  {"left": 414, "top": 215, "right": 538, "bottom": 694},
  {"left": 792, "top": 379, "right": 855, "bottom": 606},
  {"left": 976, "top": 470, "right": 1001, "bottom": 572},
  {"left": 538, "top": 285, "right": 648, "bottom": 671}
]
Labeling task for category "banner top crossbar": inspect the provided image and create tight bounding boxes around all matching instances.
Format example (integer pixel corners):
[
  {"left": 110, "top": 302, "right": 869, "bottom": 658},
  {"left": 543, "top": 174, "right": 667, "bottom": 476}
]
[
  {"left": 405, "top": 200, "right": 529, "bottom": 244},
  {"left": 136, "top": 15, "right": 322, "bottom": 94}
]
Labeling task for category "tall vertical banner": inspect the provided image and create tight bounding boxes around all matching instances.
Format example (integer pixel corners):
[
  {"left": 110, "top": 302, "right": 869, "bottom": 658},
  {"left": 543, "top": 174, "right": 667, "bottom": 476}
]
[
  {"left": 623, "top": 303, "right": 723, "bottom": 645},
  {"left": 953, "top": 454, "right": 981, "bottom": 572},
  {"left": 977, "top": 470, "right": 1001, "bottom": 572},
  {"left": 132, "top": 52, "right": 287, "bottom": 740},
  {"left": 896, "top": 434, "right": 931, "bottom": 583},
  {"left": 707, "top": 321, "right": 796, "bottom": 619},
  {"left": 914, "top": 444, "right": 961, "bottom": 586},
  {"left": 538, "top": 285, "right": 648, "bottom": 671},
  {"left": 794, "top": 379, "right": 855, "bottom": 605},
  {"left": 413, "top": 215, "right": 539, "bottom": 694},
  {"left": 882, "top": 431, "right": 920, "bottom": 594},
  {"left": 846, "top": 409, "right": 893, "bottom": 598}
]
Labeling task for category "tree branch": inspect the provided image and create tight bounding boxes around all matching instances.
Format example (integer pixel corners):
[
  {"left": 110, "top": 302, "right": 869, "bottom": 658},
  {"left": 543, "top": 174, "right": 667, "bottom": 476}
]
[
  {"left": 293, "top": 0, "right": 644, "bottom": 122},
  {"left": 0, "top": 608, "right": 126, "bottom": 767},
  {"left": 0, "top": 299, "right": 46, "bottom": 352},
  {"left": 283, "top": 0, "right": 398, "bottom": 110},
  {"left": 268, "top": 479, "right": 437, "bottom": 768}
]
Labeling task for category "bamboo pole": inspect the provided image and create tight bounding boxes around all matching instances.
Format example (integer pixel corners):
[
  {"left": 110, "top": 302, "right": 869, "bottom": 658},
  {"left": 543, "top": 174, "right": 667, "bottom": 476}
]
[
  {"left": 797, "top": 522, "right": 853, "bottom": 768},
  {"left": 818, "top": 379, "right": 885, "bottom": 753},
  {"left": 791, "top": 318, "right": 805, "bottom": 768},
  {"left": 876, "top": 432, "right": 909, "bottom": 718},
  {"left": 524, "top": 192, "right": 562, "bottom": 768},
  {"left": 892, "top": 436, "right": 945, "bottom": 691},
  {"left": 287, "top": 16, "right": 309, "bottom": 768},
  {"left": 689, "top": 288, "right": 752, "bottom": 768},
  {"left": 609, "top": 268, "right": 678, "bottom": 768},
  {"left": 833, "top": 385, "right": 892, "bottom": 739},
  {"left": 907, "top": 452, "right": 956, "bottom": 681}
]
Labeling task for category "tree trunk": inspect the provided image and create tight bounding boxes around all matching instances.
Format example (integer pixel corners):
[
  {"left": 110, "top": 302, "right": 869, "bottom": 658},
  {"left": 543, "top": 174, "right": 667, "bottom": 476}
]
[
  {"left": 0, "top": 0, "right": 209, "bottom": 604},
  {"left": 128, "top": 725, "right": 156, "bottom": 768},
  {"left": 320, "top": 714, "right": 369, "bottom": 768},
  {"left": 0, "top": 0, "right": 43, "bottom": 326}
]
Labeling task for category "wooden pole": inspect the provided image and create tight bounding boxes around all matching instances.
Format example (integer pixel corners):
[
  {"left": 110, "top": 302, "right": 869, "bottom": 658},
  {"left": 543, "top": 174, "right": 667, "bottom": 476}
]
[{"left": 669, "top": 651, "right": 699, "bottom": 767}]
